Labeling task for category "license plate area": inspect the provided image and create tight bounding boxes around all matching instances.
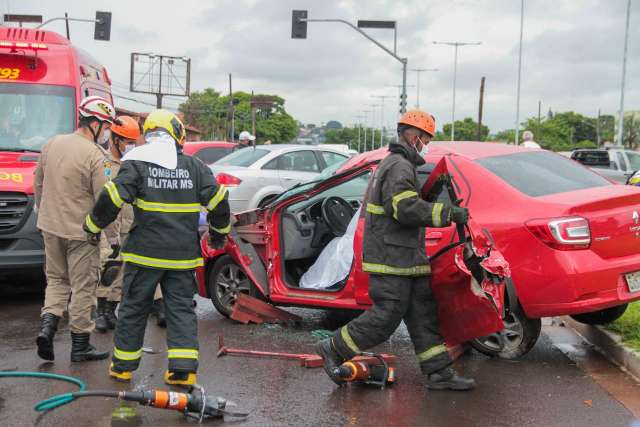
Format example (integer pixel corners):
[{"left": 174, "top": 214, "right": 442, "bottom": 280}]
[{"left": 625, "top": 271, "right": 640, "bottom": 293}]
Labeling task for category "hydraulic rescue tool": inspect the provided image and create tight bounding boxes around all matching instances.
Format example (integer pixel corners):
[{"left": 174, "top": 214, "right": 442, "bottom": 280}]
[
  {"left": 332, "top": 352, "right": 395, "bottom": 389},
  {"left": 0, "top": 371, "right": 248, "bottom": 422}
]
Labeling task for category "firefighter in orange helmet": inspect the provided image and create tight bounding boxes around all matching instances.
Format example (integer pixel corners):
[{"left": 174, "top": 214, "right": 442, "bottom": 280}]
[
  {"left": 95, "top": 116, "right": 140, "bottom": 332},
  {"left": 317, "top": 110, "right": 475, "bottom": 391}
]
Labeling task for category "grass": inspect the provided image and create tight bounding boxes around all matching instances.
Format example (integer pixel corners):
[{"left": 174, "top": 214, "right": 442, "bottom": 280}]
[{"left": 607, "top": 302, "right": 640, "bottom": 352}]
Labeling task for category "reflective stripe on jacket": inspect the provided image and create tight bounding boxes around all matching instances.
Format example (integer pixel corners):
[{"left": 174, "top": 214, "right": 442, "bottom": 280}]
[
  {"left": 361, "top": 140, "right": 452, "bottom": 276},
  {"left": 87, "top": 153, "right": 230, "bottom": 270}
]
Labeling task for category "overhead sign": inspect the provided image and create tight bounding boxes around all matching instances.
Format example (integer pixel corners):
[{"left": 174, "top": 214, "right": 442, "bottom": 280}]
[
  {"left": 357, "top": 20, "right": 396, "bottom": 29},
  {"left": 3, "top": 14, "right": 43, "bottom": 23}
]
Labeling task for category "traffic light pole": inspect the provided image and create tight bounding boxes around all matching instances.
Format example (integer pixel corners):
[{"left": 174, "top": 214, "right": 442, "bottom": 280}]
[{"left": 297, "top": 17, "right": 408, "bottom": 114}]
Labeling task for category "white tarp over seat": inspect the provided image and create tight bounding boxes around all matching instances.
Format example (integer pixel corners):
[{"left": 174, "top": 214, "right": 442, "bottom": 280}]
[{"left": 300, "top": 206, "right": 361, "bottom": 290}]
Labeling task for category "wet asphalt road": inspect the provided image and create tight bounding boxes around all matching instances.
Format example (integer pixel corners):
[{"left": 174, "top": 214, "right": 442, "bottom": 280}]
[{"left": 1, "top": 285, "right": 640, "bottom": 427}]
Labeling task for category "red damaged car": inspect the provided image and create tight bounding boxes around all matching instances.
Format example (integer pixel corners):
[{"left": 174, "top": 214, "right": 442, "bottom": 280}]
[
  {"left": 197, "top": 142, "right": 640, "bottom": 359},
  {"left": 196, "top": 145, "right": 510, "bottom": 353}
]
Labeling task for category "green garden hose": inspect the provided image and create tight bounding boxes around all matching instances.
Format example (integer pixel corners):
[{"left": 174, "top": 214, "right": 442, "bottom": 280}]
[{"left": 0, "top": 371, "right": 86, "bottom": 411}]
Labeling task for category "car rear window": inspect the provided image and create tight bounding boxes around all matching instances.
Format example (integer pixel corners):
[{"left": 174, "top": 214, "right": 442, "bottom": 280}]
[
  {"left": 214, "top": 148, "right": 269, "bottom": 167},
  {"left": 476, "top": 151, "right": 611, "bottom": 197},
  {"left": 570, "top": 150, "right": 611, "bottom": 167}
]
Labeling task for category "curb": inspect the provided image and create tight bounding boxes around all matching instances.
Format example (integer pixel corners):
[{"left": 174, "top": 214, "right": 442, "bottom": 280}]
[{"left": 561, "top": 316, "right": 640, "bottom": 381}]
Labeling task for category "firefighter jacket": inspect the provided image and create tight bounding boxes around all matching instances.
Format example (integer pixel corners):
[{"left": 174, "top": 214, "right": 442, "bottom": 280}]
[
  {"left": 35, "top": 132, "right": 118, "bottom": 241},
  {"left": 85, "top": 152, "right": 230, "bottom": 270},
  {"left": 362, "top": 139, "right": 452, "bottom": 276}
]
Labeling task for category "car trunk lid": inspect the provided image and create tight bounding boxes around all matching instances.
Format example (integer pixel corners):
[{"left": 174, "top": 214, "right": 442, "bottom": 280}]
[{"left": 541, "top": 186, "right": 640, "bottom": 259}]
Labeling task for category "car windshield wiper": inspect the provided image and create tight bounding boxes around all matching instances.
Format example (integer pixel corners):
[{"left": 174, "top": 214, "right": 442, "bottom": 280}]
[{"left": 0, "top": 147, "right": 41, "bottom": 153}]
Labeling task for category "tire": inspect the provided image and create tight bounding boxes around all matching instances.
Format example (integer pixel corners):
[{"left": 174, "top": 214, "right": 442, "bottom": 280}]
[
  {"left": 471, "top": 305, "right": 542, "bottom": 359},
  {"left": 208, "top": 255, "right": 254, "bottom": 317},
  {"left": 570, "top": 304, "right": 628, "bottom": 325}
]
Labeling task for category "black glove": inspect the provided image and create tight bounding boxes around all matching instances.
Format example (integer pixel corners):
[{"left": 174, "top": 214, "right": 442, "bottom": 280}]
[
  {"left": 82, "top": 221, "right": 101, "bottom": 246},
  {"left": 450, "top": 206, "right": 469, "bottom": 225},
  {"left": 109, "top": 244, "right": 121, "bottom": 259},
  {"left": 208, "top": 231, "right": 227, "bottom": 249}
]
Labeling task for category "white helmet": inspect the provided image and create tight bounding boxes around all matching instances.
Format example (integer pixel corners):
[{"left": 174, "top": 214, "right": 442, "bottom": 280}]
[
  {"left": 239, "top": 130, "right": 255, "bottom": 141},
  {"left": 79, "top": 96, "right": 117, "bottom": 123}
]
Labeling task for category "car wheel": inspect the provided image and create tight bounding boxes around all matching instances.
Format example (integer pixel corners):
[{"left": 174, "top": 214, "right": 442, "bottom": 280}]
[
  {"left": 208, "top": 255, "right": 253, "bottom": 317},
  {"left": 570, "top": 304, "right": 628, "bottom": 325},
  {"left": 471, "top": 305, "right": 541, "bottom": 359}
]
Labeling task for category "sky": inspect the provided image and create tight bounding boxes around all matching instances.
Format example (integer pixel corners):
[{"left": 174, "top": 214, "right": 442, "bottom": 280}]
[{"left": 2, "top": 0, "right": 638, "bottom": 135}]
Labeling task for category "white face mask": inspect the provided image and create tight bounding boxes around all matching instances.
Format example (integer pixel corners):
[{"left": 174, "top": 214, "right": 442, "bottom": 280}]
[
  {"left": 123, "top": 144, "right": 135, "bottom": 155},
  {"left": 416, "top": 137, "right": 429, "bottom": 156},
  {"left": 98, "top": 128, "right": 111, "bottom": 148}
]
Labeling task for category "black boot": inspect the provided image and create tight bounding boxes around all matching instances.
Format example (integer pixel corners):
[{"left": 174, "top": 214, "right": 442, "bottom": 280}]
[
  {"left": 104, "top": 301, "right": 118, "bottom": 330},
  {"left": 95, "top": 298, "right": 109, "bottom": 333},
  {"left": 426, "top": 366, "right": 476, "bottom": 391},
  {"left": 36, "top": 313, "right": 59, "bottom": 361},
  {"left": 70, "top": 332, "right": 109, "bottom": 362},
  {"left": 315, "top": 338, "right": 346, "bottom": 386},
  {"left": 152, "top": 299, "right": 166, "bottom": 328}
]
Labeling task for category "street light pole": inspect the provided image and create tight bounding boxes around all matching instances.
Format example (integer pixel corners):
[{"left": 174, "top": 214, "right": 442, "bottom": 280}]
[
  {"left": 369, "top": 104, "right": 379, "bottom": 149},
  {"left": 372, "top": 95, "right": 393, "bottom": 147},
  {"left": 515, "top": 0, "right": 525, "bottom": 145},
  {"left": 410, "top": 68, "right": 438, "bottom": 109},
  {"left": 361, "top": 110, "right": 371, "bottom": 152},
  {"left": 433, "top": 41, "right": 481, "bottom": 141},
  {"left": 354, "top": 115, "right": 364, "bottom": 152},
  {"left": 617, "top": 0, "right": 632, "bottom": 147}
]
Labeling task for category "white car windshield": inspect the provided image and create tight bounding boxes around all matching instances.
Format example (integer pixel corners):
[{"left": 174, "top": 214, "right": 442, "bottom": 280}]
[{"left": 214, "top": 148, "right": 269, "bottom": 167}]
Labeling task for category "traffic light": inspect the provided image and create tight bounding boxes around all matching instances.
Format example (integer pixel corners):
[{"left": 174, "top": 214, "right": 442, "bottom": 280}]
[
  {"left": 94, "top": 11, "right": 112, "bottom": 41},
  {"left": 291, "top": 10, "right": 308, "bottom": 39},
  {"left": 399, "top": 93, "right": 407, "bottom": 114}
]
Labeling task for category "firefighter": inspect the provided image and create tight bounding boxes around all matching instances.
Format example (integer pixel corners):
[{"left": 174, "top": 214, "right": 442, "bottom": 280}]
[
  {"left": 34, "top": 95, "right": 118, "bottom": 362},
  {"left": 317, "top": 110, "right": 475, "bottom": 391},
  {"left": 95, "top": 116, "right": 139, "bottom": 333},
  {"left": 84, "top": 109, "right": 230, "bottom": 385}
]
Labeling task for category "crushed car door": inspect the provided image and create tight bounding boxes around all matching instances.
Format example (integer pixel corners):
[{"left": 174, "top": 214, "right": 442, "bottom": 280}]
[
  {"left": 421, "top": 156, "right": 508, "bottom": 346},
  {"left": 230, "top": 209, "right": 270, "bottom": 297}
]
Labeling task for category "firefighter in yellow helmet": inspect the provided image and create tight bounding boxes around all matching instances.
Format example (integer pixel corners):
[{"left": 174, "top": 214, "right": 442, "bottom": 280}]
[
  {"left": 84, "top": 109, "right": 231, "bottom": 385},
  {"left": 317, "top": 110, "right": 475, "bottom": 391}
]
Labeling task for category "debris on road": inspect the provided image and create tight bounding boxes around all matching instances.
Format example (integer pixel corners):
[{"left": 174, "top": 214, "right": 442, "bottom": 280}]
[
  {"left": 230, "top": 293, "right": 301, "bottom": 324},
  {"left": 216, "top": 335, "right": 396, "bottom": 368}
]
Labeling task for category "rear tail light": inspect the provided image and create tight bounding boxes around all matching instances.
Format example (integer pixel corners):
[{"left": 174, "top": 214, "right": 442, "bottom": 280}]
[
  {"left": 526, "top": 216, "right": 591, "bottom": 250},
  {"left": 216, "top": 172, "right": 242, "bottom": 187}
]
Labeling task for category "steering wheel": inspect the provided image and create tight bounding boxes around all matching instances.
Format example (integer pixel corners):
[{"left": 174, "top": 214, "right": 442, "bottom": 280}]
[{"left": 321, "top": 196, "right": 356, "bottom": 237}]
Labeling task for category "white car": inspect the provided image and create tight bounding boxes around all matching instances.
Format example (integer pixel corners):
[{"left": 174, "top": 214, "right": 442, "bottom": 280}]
[{"left": 210, "top": 144, "right": 349, "bottom": 212}]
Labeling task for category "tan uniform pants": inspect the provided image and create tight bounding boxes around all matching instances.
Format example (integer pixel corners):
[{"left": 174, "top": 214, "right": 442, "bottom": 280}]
[{"left": 41, "top": 232, "right": 99, "bottom": 333}]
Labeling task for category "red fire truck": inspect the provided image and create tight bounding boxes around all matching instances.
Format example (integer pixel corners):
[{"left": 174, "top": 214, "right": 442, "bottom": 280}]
[{"left": 0, "top": 25, "right": 113, "bottom": 275}]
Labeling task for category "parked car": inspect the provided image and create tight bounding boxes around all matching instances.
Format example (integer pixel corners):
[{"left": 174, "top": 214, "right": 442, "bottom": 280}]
[
  {"left": 197, "top": 153, "right": 509, "bottom": 349},
  {"left": 182, "top": 141, "right": 236, "bottom": 164},
  {"left": 570, "top": 148, "right": 640, "bottom": 183},
  {"left": 210, "top": 144, "right": 350, "bottom": 212},
  {"left": 198, "top": 142, "right": 640, "bottom": 359}
]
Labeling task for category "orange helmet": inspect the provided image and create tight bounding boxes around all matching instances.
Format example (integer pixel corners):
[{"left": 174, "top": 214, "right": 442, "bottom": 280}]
[
  {"left": 111, "top": 116, "right": 141, "bottom": 141},
  {"left": 398, "top": 110, "right": 436, "bottom": 137}
]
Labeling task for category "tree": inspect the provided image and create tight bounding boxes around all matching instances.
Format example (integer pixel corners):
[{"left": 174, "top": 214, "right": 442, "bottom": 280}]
[
  {"left": 325, "top": 120, "right": 343, "bottom": 130},
  {"left": 439, "top": 117, "right": 490, "bottom": 141},
  {"left": 179, "top": 89, "right": 298, "bottom": 144},
  {"left": 622, "top": 113, "right": 640, "bottom": 149},
  {"left": 492, "top": 129, "right": 515, "bottom": 143},
  {"left": 324, "top": 127, "right": 381, "bottom": 152}
]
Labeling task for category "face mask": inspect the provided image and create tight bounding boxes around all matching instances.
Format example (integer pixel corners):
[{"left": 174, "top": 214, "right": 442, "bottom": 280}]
[
  {"left": 98, "top": 128, "right": 111, "bottom": 149},
  {"left": 416, "top": 137, "right": 429, "bottom": 156},
  {"left": 123, "top": 144, "right": 135, "bottom": 155}
]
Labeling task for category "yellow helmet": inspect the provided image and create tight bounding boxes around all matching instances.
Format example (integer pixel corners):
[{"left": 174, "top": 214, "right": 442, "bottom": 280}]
[{"left": 143, "top": 109, "right": 186, "bottom": 145}]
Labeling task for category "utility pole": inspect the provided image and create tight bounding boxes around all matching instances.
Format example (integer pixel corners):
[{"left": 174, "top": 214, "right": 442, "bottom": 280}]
[
  {"left": 617, "top": 0, "right": 632, "bottom": 147},
  {"left": 597, "top": 108, "right": 602, "bottom": 147},
  {"left": 514, "top": 0, "right": 525, "bottom": 145},
  {"left": 433, "top": 40, "right": 482, "bottom": 141},
  {"left": 477, "top": 76, "right": 485, "bottom": 141},
  {"left": 229, "top": 73, "right": 234, "bottom": 142},
  {"left": 410, "top": 68, "right": 438, "bottom": 109},
  {"left": 361, "top": 110, "right": 371, "bottom": 152},
  {"left": 537, "top": 100, "right": 542, "bottom": 141},
  {"left": 354, "top": 115, "right": 365, "bottom": 152},
  {"left": 372, "top": 95, "right": 393, "bottom": 147},
  {"left": 369, "top": 104, "right": 379, "bottom": 149}
]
